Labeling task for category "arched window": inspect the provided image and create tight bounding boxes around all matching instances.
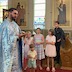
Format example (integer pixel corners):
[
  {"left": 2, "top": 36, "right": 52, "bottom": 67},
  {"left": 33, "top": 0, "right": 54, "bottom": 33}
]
[
  {"left": 34, "top": 0, "right": 46, "bottom": 29},
  {"left": 0, "top": 0, "right": 8, "bottom": 24}
]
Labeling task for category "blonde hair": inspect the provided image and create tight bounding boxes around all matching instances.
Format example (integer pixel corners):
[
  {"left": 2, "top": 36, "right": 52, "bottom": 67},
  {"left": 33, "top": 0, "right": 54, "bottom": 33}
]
[
  {"left": 21, "top": 31, "right": 25, "bottom": 34},
  {"left": 27, "top": 31, "right": 31, "bottom": 34}
]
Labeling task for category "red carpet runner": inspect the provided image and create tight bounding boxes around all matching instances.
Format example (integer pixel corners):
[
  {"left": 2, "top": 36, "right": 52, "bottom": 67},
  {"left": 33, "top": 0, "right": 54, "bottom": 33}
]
[
  {"left": 23, "top": 59, "right": 72, "bottom": 72},
  {"left": 24, "top": 67, "right": 72, "bottom": 72}
]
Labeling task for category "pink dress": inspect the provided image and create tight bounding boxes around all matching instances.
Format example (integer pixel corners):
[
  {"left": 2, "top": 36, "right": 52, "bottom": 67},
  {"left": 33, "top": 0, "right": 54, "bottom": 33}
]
[
  {"left": 34, "top": 34, "right": 45, "bottom": 60},
  {"left": 24, "top": 37, "right": 33, "bottom": 58},
  {"left": 45, "top": 35, "right": 56, "bottom": 57}
]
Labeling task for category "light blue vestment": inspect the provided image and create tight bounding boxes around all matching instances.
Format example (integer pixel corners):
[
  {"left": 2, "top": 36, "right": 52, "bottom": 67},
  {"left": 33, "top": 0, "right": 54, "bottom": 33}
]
[{"left": 0, "top": 19, "right": 23, "bottom": 72}]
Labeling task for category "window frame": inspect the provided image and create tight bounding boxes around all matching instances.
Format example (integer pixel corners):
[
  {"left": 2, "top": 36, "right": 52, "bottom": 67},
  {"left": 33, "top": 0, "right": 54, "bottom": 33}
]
[
  {"left": 0, "top": 0, "right": 8, "bottom": 23},
  {"left": 33, "top": 0, "right": 46, "bottom": 29}
]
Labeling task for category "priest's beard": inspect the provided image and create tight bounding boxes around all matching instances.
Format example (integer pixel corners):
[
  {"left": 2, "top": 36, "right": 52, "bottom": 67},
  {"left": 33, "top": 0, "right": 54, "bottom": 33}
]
[
  {"left": 11, "top": 15, "right": 17, "bottom": 21},
  {"left": 11, "top": 17, "right": 16, "bottom": 21}
]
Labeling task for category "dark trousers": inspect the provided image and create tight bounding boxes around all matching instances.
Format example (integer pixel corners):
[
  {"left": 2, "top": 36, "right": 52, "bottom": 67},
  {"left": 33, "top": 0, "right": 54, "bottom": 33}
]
[
  {"left": 55, "top": 42, "right": 61, "bottom": 64},
  {"left": 18, "top": 38, "right": 22, "bottom": 69}
]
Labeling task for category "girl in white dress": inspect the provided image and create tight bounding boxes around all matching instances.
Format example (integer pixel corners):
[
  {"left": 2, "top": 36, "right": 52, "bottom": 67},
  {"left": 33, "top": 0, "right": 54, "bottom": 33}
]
[
  {"left": 24, "top": 31, "right": 33, "bottom": 70},
  {"left": 34, "top": 28, "right": 45, "bottom": 70},
  {"left": 45, "top": 29, "right": 56, "bottom": 72}
]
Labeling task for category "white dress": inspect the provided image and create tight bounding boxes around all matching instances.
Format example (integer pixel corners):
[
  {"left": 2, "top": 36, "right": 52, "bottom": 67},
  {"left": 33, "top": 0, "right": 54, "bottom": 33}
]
[
  {"left": 24, "top": 37, "right": 33, "bottom": 58},
  {"left": 45, "top": 35, "right": 56, "bottom": 57}
]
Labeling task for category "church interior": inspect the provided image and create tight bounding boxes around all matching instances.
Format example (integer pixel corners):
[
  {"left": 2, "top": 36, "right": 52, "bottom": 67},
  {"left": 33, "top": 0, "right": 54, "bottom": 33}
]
[{"left": 0, "top": 0, "right": 72, "bottom": 72}]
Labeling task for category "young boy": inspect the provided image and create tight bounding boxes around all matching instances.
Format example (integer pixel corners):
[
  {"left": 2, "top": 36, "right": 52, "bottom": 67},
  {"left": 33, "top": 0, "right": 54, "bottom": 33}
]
[{"left": 28, "top": 44, "right": 37, "bottom": 72}]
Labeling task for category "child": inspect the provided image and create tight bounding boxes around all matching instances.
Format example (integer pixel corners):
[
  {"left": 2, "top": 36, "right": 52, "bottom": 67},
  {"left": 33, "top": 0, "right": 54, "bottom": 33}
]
[
  {"left": 45, "top": 29, "right": 56, "bottom": 72},
  {"left": 34, "top": 28, "right": 45, "bottom": 70},
  {"left": 24, "top": 31, "right": 33, "bottom": 70},
  {"left": 28, "top": 44, "right": 37, "bottom": 72}
]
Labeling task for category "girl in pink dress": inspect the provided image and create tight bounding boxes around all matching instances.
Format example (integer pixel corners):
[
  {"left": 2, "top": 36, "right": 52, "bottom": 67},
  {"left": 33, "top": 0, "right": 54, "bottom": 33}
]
[
  {"left": 34, "top": 28, "right": 45, "bottom": 70},
  {"left": 45, "top": 29, "right": 56, "bottom": 72},
  {"left": 24, "top": 31, "right": 33, "bottom": 70}
]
